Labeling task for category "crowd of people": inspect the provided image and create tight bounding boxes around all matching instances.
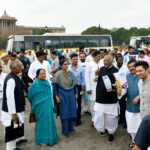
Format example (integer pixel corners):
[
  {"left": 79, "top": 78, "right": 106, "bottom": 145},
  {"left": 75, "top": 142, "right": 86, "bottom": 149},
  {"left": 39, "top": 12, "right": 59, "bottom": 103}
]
[{"left": 0, "top": 46, "right": 150, "bottom": 150}]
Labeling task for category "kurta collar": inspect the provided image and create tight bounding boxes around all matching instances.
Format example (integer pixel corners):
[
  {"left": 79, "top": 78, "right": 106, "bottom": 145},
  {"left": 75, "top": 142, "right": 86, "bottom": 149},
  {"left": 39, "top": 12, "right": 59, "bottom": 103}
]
[{"left": 142, "top": 76, "right": 150, "bottom": 85}]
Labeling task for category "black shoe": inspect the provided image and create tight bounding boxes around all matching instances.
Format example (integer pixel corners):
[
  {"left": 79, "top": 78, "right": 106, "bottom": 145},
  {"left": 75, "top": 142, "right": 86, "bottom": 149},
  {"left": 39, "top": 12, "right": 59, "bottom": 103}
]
[
  {"left": 100, "top": 129, "right": 108, "bottom": 136},
  {"left": 69, "top": 129, "right": 76, "bottom": 132},
  {"left": 14, "top": 148, "right": 23, "bottom": 150},
  {"left": 16, "top": 139, "right": 28, "bottom": 145},
  {"left": 75, "top": 120, "right": 82, "bottom": 126},
  {"left": 108, "top": 134, "right": 114, "bottom": 143},
  {"left": 84, "top": 111, "right": 91, "bottom": 116}
]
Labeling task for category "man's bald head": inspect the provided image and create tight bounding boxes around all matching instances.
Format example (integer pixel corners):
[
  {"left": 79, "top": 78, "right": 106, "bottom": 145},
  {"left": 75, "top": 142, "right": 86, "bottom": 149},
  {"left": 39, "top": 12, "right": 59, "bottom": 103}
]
[
  {"left": 10, "top": 61, "right": 22, "bottom": 74},
  {"left": 104, "top": 55, "right": 113, "bottom": 68}
]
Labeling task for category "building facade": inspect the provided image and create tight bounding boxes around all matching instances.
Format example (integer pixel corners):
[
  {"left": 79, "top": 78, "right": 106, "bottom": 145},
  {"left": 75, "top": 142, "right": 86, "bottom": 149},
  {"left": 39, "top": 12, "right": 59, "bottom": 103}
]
[{"left": 0, "top": 11, "right": 65, "bottom": 38}]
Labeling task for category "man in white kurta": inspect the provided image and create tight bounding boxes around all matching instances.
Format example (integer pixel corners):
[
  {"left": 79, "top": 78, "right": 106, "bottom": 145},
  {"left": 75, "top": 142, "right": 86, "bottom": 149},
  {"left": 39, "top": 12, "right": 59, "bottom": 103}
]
[
  {"left": 94, "top": 55, "right": 121, "bottom": 143},
  {"left": 115, "top": 55, "right": 129, "bottom": 126},
  {"left": 85, "top": 51, "right": 103, "bottom": 126},
  {"left": 28, "top": 51, "right": 52, "bottom": 81},
  {"left": 26, "top": 50, "right": 35, "bottom": 63},
  {"left": 1, "top": 61, "right": 25, "bottom": 150},
  {"left": 85, "top": 49, "right": 95, "bottom": 63},
  {"left": 0, "top": 64, "right": 7, "bottom": 121}
]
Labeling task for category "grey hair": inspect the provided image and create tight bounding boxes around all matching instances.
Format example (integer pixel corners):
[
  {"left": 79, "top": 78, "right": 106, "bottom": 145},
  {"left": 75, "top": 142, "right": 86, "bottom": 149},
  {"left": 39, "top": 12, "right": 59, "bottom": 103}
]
[
  {"left": 104, "top": 55, "right": 113, "bottom": 62},
  {"left": 10, "top": 61, "right": 22, "bottom": 70}
]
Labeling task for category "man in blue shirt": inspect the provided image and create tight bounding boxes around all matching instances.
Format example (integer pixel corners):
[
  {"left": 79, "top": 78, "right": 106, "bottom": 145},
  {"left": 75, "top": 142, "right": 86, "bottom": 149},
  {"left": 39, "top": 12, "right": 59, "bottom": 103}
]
[
  {"left": 19, "top": 50, "right": 31, "bottom": 74},
  {"left": 19, "top": 50, "right": 31, "bottom": 88},
  {"left": 43, "top": 52, "right": 51, "bottom": 65},
  {"left": 133, "top": 114, "right": 150, "bottom": 150},
  {"left": 68, "top": 53, "right": 85, "bottom": 126},
  {"left": 126, "top": 59, "right": 141, "bottom": 148}
]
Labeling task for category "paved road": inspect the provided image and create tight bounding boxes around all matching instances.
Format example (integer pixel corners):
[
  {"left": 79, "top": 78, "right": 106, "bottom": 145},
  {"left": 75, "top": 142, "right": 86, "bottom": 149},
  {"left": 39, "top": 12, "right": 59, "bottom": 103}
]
[{"left": 0, "top": 100, "right": 131, "bottom": 150}]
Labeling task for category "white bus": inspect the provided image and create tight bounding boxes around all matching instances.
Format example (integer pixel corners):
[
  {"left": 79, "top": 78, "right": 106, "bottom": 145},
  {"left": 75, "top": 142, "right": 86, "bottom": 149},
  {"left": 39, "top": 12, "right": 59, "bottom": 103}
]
[
  {"left": 130, "top": 36, "right": 150, "bottom": 48},
  {"left": 6, "top": 33, "right": 113, "bottom": 53}
]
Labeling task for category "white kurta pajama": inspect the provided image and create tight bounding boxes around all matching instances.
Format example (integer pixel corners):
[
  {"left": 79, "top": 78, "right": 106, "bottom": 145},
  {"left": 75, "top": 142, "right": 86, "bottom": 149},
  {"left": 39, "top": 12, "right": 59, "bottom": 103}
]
[
  {"left": 0, "top": 72, "right": 7, "bottom": 121},
  {"left": 93, "top": 65, "right": 119, "bottom": 134},
  {"left": 85, "top": 59, "right": 104, "bottom": 121},
  {"left": 1, "top": 78, "right": 24, "bottom": 150},
  {"left": 94, "top": 102, "right": 119, "bottom": 133},
  {"left": 125, "top": 111, "right": 141, "bottom": 142}
]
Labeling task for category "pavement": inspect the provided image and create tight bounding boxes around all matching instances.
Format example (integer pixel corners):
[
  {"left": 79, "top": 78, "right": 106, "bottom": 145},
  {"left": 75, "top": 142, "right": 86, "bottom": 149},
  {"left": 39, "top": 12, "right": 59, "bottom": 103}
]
[{"left": 0, "top": 99, "right": 131, "bottom": 150}]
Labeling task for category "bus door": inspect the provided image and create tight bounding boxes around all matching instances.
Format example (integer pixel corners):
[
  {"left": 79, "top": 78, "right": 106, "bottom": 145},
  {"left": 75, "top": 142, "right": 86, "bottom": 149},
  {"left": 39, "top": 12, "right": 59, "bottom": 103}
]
[{"left": 33, "top": 42, "right": 40, "bottom": 51}]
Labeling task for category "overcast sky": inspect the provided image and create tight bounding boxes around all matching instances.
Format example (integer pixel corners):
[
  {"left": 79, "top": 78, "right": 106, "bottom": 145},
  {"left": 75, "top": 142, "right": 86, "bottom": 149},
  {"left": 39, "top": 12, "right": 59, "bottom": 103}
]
[{"left": 0, "top": 0, "right": 150, "bottom": 33}]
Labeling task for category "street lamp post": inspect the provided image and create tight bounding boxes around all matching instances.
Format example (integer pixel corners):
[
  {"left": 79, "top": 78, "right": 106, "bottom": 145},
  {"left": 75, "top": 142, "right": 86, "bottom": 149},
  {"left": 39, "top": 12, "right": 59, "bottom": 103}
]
[
  {"left": 98, "top": 24, "right": 101, "bottom": 46},
  {"left": 98, "top": 24, "right": 100, "bottom": 35},
  {"left": 45, "top": 26, "right": 48, "bottom": 32}
]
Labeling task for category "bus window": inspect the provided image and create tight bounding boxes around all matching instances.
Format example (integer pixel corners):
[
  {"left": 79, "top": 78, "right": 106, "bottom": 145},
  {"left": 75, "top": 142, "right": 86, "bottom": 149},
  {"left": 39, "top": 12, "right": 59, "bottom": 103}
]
[
  {"left": 136, "top": 40, "right": 142, "bottom": 48},
  {"left": 25, "top": 42, "right": 34, "bottom": 50},
  {"left": 60, "top": 40, "right": 74, "bottom": 48},
  {"left": 100, "top": 39, "right": 110, "bottom": 47},
  {"left": 74, "top": 39, "right": 88, "bottom": 48},
  {"left": 44, "top": 40, "right": 52, "bottom": 49},
  {"left": 13, "top": 41, "right": 25, "bottom": 52},
  {"left": 88, "top": 39, "right": 99, "bottom": 47},
  {"left": 52, "top": 40, "right": 59, "bottom": 49}
]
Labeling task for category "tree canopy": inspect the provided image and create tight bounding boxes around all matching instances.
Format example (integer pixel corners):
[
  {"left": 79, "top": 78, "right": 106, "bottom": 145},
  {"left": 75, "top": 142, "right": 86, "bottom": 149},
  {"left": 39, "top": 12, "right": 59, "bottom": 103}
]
[
  {"left": 81, "top": 26, "right": 150, "bottom": 46},
  {"left": 33, "top": 29, "right": 52, "bottom": 35}
]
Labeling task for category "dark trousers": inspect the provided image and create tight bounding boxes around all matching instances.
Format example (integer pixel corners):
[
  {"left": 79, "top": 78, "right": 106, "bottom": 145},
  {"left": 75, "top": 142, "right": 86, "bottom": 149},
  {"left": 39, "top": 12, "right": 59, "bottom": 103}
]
[
  {"left": 76, "top": 85, "right": 82, "bottom": 122},
  {"left": 61, "top": 118, "right": 74, "bottom": 136},
  {"left": 119, "top": 94, "right": 127, "bottom": 124}
]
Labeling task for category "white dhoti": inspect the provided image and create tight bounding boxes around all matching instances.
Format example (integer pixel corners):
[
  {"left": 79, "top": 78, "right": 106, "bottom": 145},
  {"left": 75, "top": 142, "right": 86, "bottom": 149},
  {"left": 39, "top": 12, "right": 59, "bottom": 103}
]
[
  {"left": 93, "top": 102, "right": 119, "bottom": 133},
  {"left": 126, "top": 111, "right": 142, "bottom": 142},
  {"left": 1, "top": 111, "right": 24, "bottom": 150},
  {"left": 90, "top": 101, "right": 95, "bottom": 121},
  {"left": 83, "top": 100, "right": 89, "bottom": 112},
  {"left": 0, "top": 98, "right": 2, "bottom": 121}
]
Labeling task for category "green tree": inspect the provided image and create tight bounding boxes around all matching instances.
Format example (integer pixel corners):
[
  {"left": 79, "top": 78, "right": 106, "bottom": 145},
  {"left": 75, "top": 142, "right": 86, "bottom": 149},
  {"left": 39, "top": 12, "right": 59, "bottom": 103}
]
[
  {"left": 134, "top": 28, "right": 150, "bottom": 36},
  {"left": 81, "top": 26, "right": 150, "bottom": 46},
  {"left": 33, "top": 29, "right": 52, "bottom": 35}
]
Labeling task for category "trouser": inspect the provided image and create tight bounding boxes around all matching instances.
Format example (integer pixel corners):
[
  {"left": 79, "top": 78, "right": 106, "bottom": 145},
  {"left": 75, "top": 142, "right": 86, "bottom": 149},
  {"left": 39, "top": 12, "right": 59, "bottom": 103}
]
[
  {"left": 3, "top": 112, "right": 24, "bottom": 150},
  {"left": 77, "top": 85, "right": 82, "bottom": 122},
  {"left": 131, "top": 133, "right": 136, "bottom": 143},
  {"left": 83, "top": 100, "right": 88, "bottom": 112},
  {"left": 94, "top": 112, "right": 118, "bottom": 134},
  {"left": 6, "top": 140, "right": 16, "bottom": 150},
  {"left": 61, "top": 118, "right": 74, "bottom": 135},
  {"left": 90, "top": 101, "right": 95, "bottom": 121},
  {"left": 119, "top": 94, "right": 126, "bottom": 124},
  {"left": 4, "top": 125, "right": 17, "bottom": 150},
  {"left": 6, "top": 137, "right": 25, "bottom": 150},
  {"left": 22, "top": 72, "right": 29, "bottom": 87}
]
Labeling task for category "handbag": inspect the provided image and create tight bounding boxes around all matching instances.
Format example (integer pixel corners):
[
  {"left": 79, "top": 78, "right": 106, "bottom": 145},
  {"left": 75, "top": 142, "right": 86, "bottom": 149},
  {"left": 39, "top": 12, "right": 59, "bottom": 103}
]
[
  {"left": 29, "top": 112, "right": 36, "bottom": 123},
  {"left": 5, "top": 120, "right": 24, "bottom": 143}
]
